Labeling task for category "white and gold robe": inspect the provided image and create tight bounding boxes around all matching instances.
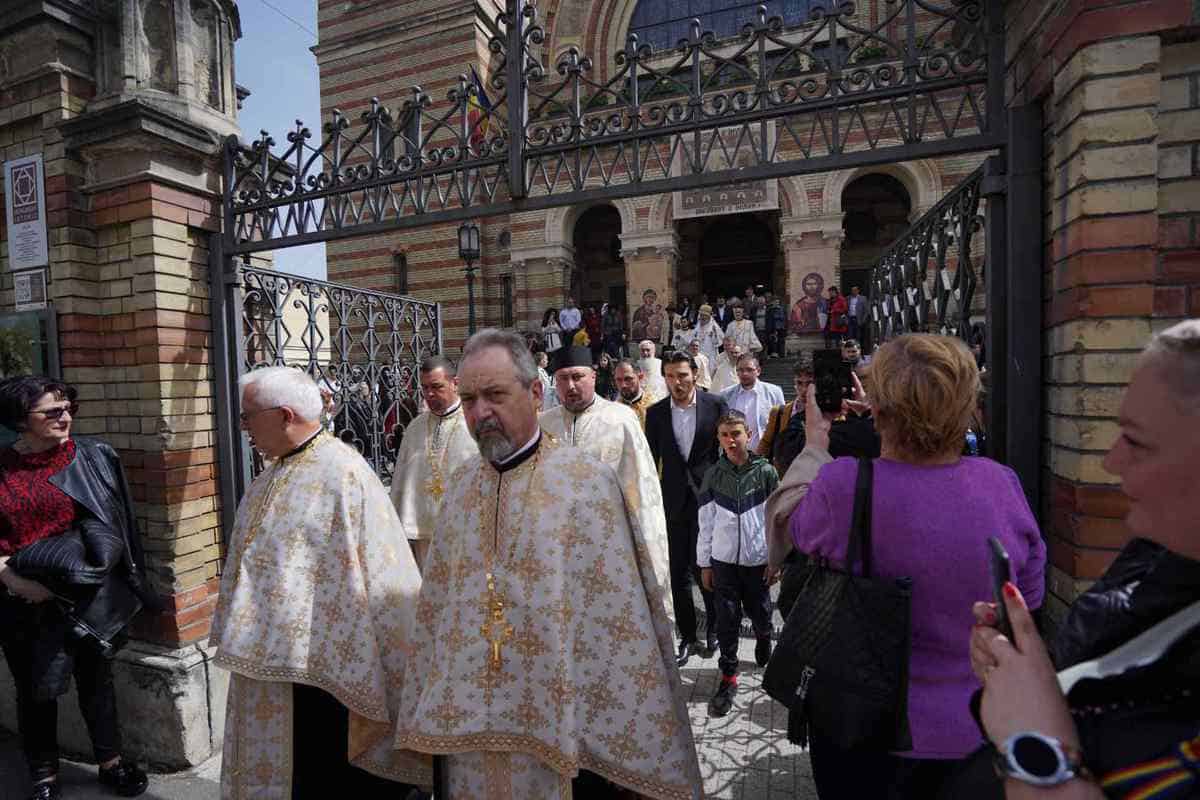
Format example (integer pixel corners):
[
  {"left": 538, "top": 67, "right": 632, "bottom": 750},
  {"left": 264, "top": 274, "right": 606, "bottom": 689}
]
[
  {"left": 393, "top": 437, "right": 702, "bottom": 800},
  {"left": 726, "top": 318, "right": 763, "bottom": 353},
  {"left": 389, "top": 404, "right": 476, "bottom": 564},
  {"left": 211, "top": 432, "right": 429, "bottom": 797},
  {"left": 539, "top": 397, "right": 673, "bottom": 625},
  {"left": 711, "top": 355, "right": 739, "bottom": 394}
]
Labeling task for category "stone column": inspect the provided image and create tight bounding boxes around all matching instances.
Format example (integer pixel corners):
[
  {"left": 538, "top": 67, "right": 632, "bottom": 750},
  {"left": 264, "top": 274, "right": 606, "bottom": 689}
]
[
  {"left": 508, "top": 243, "right": 574, "bottom": 334},
  {"left": 780, "top": 217, "right": 844, "bottom": 356}
]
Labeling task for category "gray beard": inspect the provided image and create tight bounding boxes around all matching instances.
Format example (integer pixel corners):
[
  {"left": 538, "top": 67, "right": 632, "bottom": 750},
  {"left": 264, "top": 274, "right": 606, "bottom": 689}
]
[{"left": 476, "top": 433, "right": 516, "bottom": 462}]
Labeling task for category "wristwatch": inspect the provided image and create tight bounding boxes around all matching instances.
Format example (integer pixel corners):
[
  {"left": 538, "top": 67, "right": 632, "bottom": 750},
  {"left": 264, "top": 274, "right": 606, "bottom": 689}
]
[{"left": 993, "top": 732, "right": 1087, "bottom": 787}]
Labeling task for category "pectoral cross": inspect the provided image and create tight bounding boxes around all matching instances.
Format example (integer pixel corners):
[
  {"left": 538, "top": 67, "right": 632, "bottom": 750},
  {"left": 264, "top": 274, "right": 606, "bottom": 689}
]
[
  {"left": 480, "top": 572, "right": 513, "bottom": 670},
  {"left": 426, "top": 475, "right": 445, "bottom": 501}
]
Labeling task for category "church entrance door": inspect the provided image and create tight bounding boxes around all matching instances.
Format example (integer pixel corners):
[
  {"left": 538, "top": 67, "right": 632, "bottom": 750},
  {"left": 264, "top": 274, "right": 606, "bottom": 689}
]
[{"left": 698, "top": 213, "right": 776, "bottom": 303}]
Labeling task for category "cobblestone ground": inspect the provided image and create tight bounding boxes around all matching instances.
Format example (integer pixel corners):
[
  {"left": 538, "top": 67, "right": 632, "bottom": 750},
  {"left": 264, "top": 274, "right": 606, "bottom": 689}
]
[
  {"left": 681, "top": 643, "right": 817, "bottom": 800},
  {"left": 3, "top": 620, "right": 814, "bottom": 799}
]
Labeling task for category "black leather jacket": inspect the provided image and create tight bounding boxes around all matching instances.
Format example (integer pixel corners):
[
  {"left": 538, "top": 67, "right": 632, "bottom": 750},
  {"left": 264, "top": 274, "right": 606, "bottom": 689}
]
[{"left": 48, "top": 437, "right": 151, "bottom": 598}]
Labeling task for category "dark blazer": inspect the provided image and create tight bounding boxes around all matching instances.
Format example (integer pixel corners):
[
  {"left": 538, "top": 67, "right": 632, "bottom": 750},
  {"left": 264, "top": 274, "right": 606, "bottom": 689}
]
[
  {"left": 645, "top": 390, "right": 728, "bottom": 523},
  {"left": 713, "top": 305, "right": 734, "bottom": 329}
]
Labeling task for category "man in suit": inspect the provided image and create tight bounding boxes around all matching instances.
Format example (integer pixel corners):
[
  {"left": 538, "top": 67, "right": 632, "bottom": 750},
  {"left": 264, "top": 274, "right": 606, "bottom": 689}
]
[
  {"left": 712, "top": 296, "right": 734, "bottom": 330},
  {"left": 756, "top": 360, "right": 814, "bottom": 475},
  {"left": 718, "top": 354, "right": 785, "bottom": 450},
  {"left": 645, "top": 351, "right": 727, "bottom": 666}
]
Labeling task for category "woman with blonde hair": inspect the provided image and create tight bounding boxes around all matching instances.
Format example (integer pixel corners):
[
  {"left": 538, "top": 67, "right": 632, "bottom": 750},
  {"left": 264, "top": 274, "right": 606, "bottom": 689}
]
[{"left": 785, "top": 333, "right": 1047, "bottom": 799}]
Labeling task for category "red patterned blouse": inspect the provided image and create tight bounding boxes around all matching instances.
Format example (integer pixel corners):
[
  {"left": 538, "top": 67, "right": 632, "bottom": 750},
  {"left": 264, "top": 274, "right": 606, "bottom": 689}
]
[{"left": 0, "top": 439, "right": 80, "bottom": 557}]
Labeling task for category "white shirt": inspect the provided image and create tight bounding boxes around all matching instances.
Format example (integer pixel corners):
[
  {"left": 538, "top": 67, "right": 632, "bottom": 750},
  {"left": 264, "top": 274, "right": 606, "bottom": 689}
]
[
  {"left": 670, "top": 391, "right": 698, "bottom": 460},
  {"left": 848, "top": 294, "right": 866, "bottom": 319},
  {"left": 729, "top": 384, "right": 762, "bottom": 447}
]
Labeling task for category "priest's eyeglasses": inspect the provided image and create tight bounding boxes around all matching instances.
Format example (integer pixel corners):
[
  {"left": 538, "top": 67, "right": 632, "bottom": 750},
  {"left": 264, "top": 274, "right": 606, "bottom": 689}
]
[
  {"left": 239, "top": 406, "right": 282, "bottom": 424},
  {"left": 33, "top": 403, "right": 79, "bottom": 420}
]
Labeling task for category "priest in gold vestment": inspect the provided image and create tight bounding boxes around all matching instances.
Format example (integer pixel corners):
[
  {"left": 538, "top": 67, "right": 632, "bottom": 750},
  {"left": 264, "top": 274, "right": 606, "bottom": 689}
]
[
  {"left": 539, "top": 346, "right": 672, "bottom": 627},
  {"left": 389, "top": 355, "right": 476, "bottom": 569},
  {"left": 212, "top": 367, "right": 429, "bottom": 798},
  {"left": 394, "top": 330, "right": 702, "bottom": 800}
]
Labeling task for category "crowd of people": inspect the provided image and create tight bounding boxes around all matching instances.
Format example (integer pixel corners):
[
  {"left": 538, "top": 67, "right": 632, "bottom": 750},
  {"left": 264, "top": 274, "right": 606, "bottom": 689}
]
[{"left": 0, "top": 313, "right": 1196, "bottom": 800}]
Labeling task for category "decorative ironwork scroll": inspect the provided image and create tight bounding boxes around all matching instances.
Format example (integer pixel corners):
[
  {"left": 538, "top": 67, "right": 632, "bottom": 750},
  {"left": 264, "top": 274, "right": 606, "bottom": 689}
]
[
  {"left": 867, "top": 160, "right": 984, "bottom": 344},
  {"left": 225, "top": 0, "right": 1003, "bottom": 254},
  {"left": 240, "top": 266, "right": 441, "bottom": 482}
]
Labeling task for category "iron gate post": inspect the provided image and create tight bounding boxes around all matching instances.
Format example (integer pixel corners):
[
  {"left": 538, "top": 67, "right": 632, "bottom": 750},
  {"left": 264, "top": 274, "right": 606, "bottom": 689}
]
[
  {"left": 981, "top": 155, "right": 1008, "bottom": 467},
  {"left": 209, "top": 230, "right": 249, "bottom": 542},
  {"left": 1004, "top": 104, "right": 1046, "bottom": 516},
  {"left": 506, "top": 0, "right": 527, "bottom": 200}
]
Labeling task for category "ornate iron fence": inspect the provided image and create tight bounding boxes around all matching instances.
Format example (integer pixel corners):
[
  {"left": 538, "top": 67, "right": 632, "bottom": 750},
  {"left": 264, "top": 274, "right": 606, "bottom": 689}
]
[
  {"left": 867, "top": 158, "right": 988, "bottom": 346},
  {"left": 238, "top": 265, "right": 442, "bottom": 482},
  {"left": 223, "top": 0, "right": 1004, "bottom": 254}
]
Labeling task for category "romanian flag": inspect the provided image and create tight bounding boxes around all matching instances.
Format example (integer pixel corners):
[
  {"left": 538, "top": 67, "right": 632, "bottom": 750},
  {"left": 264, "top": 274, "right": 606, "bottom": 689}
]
[{"left": 467, "top": 65, "right": 492, "bottom": 152}]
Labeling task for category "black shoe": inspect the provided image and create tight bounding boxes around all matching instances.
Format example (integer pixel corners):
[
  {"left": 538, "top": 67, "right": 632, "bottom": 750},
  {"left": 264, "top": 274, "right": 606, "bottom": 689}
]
[
  {"left": 708, "top": 677, "right": 737, "bottom": 717},
  {"left": 755, "top": 635, "right": 773, "bottom": 667},
  {"left": 99, "top": 760, "right": 148, "bottom": 798},
  {"left": 676, "top": 639, "right": 699, "bottom": 666},
  {"left": 28, "top": 781, "right": 61, "bottom": 800},
  {"left": 701, "top": 631, "right": 718, "bottom": 659}
]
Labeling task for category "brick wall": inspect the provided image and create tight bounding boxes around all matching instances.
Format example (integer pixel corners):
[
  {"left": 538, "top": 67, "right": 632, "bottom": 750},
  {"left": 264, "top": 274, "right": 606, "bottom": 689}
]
[
  {"left": 0, "top": 15, "right": 227, "bottom": 647},
  {"left": 1005, "top": 0, "right": 1199, "bottom": 625}
]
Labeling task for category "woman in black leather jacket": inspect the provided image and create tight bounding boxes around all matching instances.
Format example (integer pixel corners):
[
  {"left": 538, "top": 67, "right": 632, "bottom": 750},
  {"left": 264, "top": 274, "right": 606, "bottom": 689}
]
[
  {"left": 968, "top": 319, "right": 1200, "bottom": 799},
  {"left": 0, "top": 376, "right": 150, "bottom": 800}
]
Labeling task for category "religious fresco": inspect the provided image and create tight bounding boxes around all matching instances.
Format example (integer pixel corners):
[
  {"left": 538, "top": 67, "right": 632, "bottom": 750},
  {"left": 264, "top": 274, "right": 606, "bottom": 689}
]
[{"left": 789, "top": 271, "right": 824, "bottom": 333}]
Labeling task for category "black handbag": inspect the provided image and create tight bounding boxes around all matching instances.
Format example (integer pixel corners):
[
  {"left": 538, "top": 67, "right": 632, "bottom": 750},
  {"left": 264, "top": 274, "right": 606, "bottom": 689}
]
[{"left": 762, "top": 457, "right": 914, "bottom": 751}]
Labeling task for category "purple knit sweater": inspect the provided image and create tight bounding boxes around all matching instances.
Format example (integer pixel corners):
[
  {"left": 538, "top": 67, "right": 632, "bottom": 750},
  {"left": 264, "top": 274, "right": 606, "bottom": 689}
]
[{"left": 789, "top": 456, "right": 1046, "bottom": 760}]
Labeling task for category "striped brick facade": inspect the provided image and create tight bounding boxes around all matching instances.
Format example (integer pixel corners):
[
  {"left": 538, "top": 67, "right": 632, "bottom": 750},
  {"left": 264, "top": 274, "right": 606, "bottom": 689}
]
[
  {"left": 315, "top": 0, "right": 986, "bottom": 352},
  {"left": 0, "top": 0, "right": 239, "bottom": 767},
  {"left": 1005, "top": 0, "right": 1200, "bottom": 626}
]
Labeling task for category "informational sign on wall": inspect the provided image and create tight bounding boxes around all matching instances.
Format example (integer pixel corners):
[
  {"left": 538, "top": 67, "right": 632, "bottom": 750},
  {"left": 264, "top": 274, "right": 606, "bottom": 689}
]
[
  {"left": 13, "top": 269, "right": 47, "bottom": 312},
  {"left": 4, "top": 154, "right": 49, "bottom": 271}
]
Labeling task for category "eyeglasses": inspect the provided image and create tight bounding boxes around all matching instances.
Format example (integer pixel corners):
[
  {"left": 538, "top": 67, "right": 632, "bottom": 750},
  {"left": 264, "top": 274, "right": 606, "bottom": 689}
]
[
  {"left": 239, "top": 406, "right": 281, "bottom": 424},
  {"left": 33, "top": 403, "right": 79, "bottom": 420}
]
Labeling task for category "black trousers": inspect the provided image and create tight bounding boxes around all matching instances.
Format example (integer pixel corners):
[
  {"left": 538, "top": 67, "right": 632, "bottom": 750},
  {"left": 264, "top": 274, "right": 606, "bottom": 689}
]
[
  {"left": 292, "top": 683, "right": 419, "bottom": 798},
  {"left": 666, "top": 514, "right": 715, "bottom": 644},
  {"left": 711, "top": 560, "right": 773, "bottom": 677},
  {"left": 809, "top": 729, "right": 962, "bottom": 800},
  {"left": 0, "top": 598, "right": 121, "bottom": 781}
]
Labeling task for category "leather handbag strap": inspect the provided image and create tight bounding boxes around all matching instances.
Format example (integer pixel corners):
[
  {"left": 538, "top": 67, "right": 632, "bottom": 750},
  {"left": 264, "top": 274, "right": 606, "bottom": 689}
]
[{"left": 845, "top": 458, "right": 875, "bottom": 577}]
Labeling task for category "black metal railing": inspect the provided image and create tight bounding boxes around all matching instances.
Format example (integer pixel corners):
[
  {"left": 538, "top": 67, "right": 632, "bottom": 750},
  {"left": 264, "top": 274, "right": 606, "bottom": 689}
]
[
  {"left": 224, "top": 0, "right": 1003, "bottom": 253},
  {"left": 239, "top": 266, "right": 442, "bottom": 482},
  {"left": 867, "top": 159, "right": 986, "bottom": 345}
]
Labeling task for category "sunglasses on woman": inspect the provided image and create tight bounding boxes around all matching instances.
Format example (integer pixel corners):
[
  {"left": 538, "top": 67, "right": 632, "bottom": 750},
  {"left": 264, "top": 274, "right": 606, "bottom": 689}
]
[{"left": 34, "top": 403, "right": 79, "bottom": 420}]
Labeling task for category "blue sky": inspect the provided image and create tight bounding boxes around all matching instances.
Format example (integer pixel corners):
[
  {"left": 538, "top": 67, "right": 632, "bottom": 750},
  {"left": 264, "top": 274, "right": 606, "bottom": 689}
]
[{"left": 234, "top": 1, "right": 326, "bottom": 278}]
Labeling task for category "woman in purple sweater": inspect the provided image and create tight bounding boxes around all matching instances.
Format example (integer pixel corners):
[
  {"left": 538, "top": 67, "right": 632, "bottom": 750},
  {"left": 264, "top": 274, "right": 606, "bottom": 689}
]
[{"left": 787, "top": 334, "right": 1046, "bottom": 798}]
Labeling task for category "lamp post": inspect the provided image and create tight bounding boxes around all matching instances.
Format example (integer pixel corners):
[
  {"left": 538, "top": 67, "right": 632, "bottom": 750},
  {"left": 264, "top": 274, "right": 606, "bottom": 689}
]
[{"left": 457, "top": 221, "right": 481, "bottom": 336}]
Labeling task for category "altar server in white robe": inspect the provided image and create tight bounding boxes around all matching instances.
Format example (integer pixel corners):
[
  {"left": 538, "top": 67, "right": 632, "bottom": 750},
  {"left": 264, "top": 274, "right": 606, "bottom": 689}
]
[
  {"left": 212, "top": 367, "right": 429, "bottom": 798},
  {"left": 394, "top": 329, "right": 702, "bottom": 800},
  {"left": 389, "top": 355, "right": 476, "bottom": 569},
  {"left": 539, "top": 346, "right": 673, "bottom": 625}
]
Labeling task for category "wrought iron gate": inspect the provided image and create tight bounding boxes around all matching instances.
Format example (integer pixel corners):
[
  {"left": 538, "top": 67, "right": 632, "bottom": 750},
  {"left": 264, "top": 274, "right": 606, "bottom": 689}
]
[
  {"left": 209, "top": 253, "right": 442, "bottom": 532},
  {"left": 212, "top": 0, "right": 1044, "bottom": 525}
]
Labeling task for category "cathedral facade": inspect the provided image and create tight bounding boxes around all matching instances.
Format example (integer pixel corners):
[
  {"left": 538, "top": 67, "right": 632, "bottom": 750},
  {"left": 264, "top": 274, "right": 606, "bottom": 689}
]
[{"left": 314, "top": 0, "right": 987, "bottom": 350}]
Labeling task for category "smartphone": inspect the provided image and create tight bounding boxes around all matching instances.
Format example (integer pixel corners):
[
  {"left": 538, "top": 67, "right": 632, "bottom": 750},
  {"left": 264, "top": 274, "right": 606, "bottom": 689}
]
[
  {"left": 812, "top": 349, "right": 853, "bottom": 414},
  {"left": 987, "top": 537, "right": 1014, "bottom": 640}
]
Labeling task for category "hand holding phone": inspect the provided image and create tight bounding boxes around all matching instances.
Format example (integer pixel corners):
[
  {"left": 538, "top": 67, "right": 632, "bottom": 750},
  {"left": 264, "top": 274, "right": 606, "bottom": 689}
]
[{"left": 987, "top": 537, "right": 1014, "bottom": 642}]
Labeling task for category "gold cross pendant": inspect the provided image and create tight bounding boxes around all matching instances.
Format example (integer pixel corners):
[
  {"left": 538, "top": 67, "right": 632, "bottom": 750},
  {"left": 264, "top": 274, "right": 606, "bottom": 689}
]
[
  {"left": 427, "top": 476, "right": 445, "bottom": 501},
  {"left": 480, "top": 572, "right": 514, "bottom": 670}
]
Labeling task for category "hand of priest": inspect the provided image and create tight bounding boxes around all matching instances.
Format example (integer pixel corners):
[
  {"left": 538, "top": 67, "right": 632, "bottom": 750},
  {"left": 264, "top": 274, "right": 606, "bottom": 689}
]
[{"left": 701, "top": 567, "right": 714, "bottom": 593}]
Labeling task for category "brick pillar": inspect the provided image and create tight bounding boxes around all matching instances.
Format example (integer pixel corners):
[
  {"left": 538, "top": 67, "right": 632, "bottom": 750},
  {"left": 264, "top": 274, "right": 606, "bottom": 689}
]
[
  {"left": 620, "top": 231, "right": 680, "bottom": 323},
  {"left": 1007, "top": 0, "right": 1199, "bottom": 627}
]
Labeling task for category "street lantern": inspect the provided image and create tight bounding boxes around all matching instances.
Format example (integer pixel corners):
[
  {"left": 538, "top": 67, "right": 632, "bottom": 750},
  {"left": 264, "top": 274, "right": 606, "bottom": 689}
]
[{"left": 457, "top": 221, "right": 481, "bottom": 335}]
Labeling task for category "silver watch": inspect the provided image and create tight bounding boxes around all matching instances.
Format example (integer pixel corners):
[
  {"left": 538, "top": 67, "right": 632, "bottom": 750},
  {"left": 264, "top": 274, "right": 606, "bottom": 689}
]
[{"left": 993, "top": 732, "right": 1084, "bottom": 787}]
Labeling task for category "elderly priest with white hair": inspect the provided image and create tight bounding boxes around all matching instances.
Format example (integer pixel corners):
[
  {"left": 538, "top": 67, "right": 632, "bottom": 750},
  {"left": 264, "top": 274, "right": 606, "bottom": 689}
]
[
  {"left": 394, "top": 329, "right": 702, "bottom": 800},
  {"left": 211, "top": 366, "right": 429, "bottom": 797}
]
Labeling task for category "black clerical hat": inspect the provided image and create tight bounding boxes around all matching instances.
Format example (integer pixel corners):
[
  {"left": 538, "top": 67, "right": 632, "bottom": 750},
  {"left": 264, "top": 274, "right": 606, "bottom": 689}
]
[{"left": 552, "top": 346, "right": 594, "bottom": 373}]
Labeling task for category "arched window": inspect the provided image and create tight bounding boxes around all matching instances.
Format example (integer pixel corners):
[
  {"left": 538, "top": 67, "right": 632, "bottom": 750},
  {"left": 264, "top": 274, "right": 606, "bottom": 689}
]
[{"left": 628, "top": 0, "right": 814, "bottom": 52}]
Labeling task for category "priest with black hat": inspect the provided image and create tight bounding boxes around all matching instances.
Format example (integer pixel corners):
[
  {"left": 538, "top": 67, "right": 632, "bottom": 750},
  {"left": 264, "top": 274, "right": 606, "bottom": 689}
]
[{"left": 539, "top": 346, "right": 675, "bottom": 625}]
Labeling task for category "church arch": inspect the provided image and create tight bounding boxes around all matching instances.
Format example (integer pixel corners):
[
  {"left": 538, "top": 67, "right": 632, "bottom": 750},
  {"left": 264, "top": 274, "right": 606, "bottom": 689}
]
[{"left": 822, "top": 159, "right": 941, "bottom": 220}]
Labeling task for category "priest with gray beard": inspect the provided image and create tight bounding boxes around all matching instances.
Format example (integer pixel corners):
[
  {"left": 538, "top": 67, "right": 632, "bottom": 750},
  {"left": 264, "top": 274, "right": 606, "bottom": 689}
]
[{"left": 394, "top": 329, "right": 701, "bottom": 800}]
